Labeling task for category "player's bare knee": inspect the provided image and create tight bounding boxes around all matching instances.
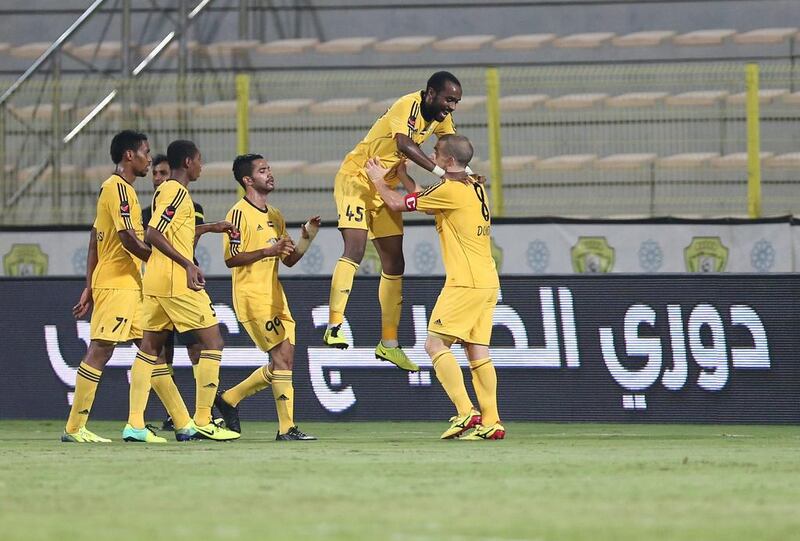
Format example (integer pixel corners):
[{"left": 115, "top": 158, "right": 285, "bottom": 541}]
[
  {"left": 270, "top": 340, "right": 294, "bottom": 370},
  {"left": 343, "top": 243, "right": 365, "bottom": 264},
  {"left": 381, "top": 255, "right": 404, "bottom": 275},
  {"left": 425, "top": 335, "right": 448, "bottom": 357},
  {"left": 86, "top": 340, "right": 116, "bottom": 368}
]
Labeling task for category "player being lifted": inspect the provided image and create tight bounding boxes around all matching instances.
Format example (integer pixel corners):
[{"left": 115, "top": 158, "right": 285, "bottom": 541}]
[
  {"left": 213, "top": 154, "right": 319, "bottom": 441},
  {"left": 324, "top": 71, "right": 469, "bottom": 372},
  {"left": 366, "top": 134, "right": 505, "bottom": 440},
  {"left": 123, "top": 139, "right": 240, "bottom": 442},
  {"left": 63, "top": 130, "right": 153, "bottom": 442}
]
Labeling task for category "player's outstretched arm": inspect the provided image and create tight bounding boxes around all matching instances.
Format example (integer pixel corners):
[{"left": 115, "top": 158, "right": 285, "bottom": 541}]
[
  {"left": 73, "top": 229, "right": 98, "bottom": 319},
  {"left": 366, "top": 158, "right": 412, "bottom": 213},
  {"left": 195, "top": 220, "right": 238, "bottom": 243},
  {"left": 118, "top": 229, "right": 152, "bottom": 262},
  {"left": 225, "top": 238, "right": 294, "bottom": 268},
  {"left": 283, "top": 216, "right": 321, "bottom": 267},
  {"left": 396, "top": 160, "right": 423, "bottom": 194},
  {"left": 145, "top": 226, "right": 206, "bottom": 290}
]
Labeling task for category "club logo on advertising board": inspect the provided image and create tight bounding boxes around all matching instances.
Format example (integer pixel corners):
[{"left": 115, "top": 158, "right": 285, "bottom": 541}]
[
  {"left": 571, "top": 236, "right": 614, "bottom": 273},
  {"left": 684, "top": 237, "right": 728, "bottom": 272}
]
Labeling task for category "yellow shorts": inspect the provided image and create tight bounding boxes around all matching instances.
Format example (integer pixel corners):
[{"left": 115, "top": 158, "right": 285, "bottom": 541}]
[
  {"left": 334, "top": 170, "right": 403, "bottom": 239},
  {"left": 241, "top": 312, "right": 296, "bottom": 353},
  {"left": 428, "top": 287, "right": 498, "bottom": 346},
  {"left": 90, "top": 288, "right": 143, "bottom": 343},
  {"left": 142, "top": 290, "right": 218, "bottom": 333}
]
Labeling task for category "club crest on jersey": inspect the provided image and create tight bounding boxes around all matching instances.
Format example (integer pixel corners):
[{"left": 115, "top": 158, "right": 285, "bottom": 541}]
[
  {"left": 119, "top": 201, "right": 130, "bottom": 217},
  {"left": 229, "top": 230, "right": 241, "bottom": 244},
  {"left": 404, "top": 193, "right": 418, "bottom": 211},
  {"left": 407, "top": 115, "right": 416, "bottom": 131},
  {"left": 162, "top": 205, "right": 176, "bottom": 221}
]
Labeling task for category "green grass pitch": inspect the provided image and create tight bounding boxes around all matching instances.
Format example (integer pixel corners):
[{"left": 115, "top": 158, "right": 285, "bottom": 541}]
[{"left": 0, "top": 420, "right": 798, "bottom": 541}]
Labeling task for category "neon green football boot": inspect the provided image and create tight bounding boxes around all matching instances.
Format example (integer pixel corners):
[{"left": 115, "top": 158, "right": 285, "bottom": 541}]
[
  {"left": 122, "top": 424, "right": 167, "bottom": 443},
  {"left": 461, "top": 422, "right": 506, "bottom": 441},
  {"left": 323, "top": 324, "right": 349, "bottom": 349},
  {"left": 375, "top": 342, "right": 419, "bottom": 372},
  {"left": 191, "top": 420, "right": 241, "bottom": 441},
  {"left": 61, "top": 426, "right": 112, "bottom": 443},
  {"left": 440, "top": 409, "right": 482, "bottom": 439}
]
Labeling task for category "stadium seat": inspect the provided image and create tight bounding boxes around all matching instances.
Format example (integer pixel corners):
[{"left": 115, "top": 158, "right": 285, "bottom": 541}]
[
  {"left": 657, "top": 152, "right": 720, "bottom": 168},
  {"left": 13, "top": 103, "right": 74, "bottom": 119},
  {"left": 611, "top": 31, "right": 676, "bottom": 47},
  {"left": 71, "top": 41, "right": 129, "bottom": 60},
  {"left": 205, "top": 40, "right": 259, "bottom": 56},
  {"left": 499, "top": 94, "right": 549, "bottom": 111},
  {"left": 139, "top": 40, "right": 200, "bottom": 58},
  {"left": 268, "top": 160, "right": 308, "bottom": 174},
  {"left": 545, "top": 93, "right": 608, "bottom": 109},
  {"left": 595, "top": 153, "right": 658, "bottom": 169},
  {"left": 367, "top": 98, "right": 396, "bottom": 114},
  {"left": 143, "top": 101, "right": 199, "bottom": 118},
  {"left": 500, "top": 155, "right": 538, "bottom": 170},
  {"left": 781, "top": 92, "right": 800, "bottom": 104},
  {"left": 764, "top": 152, "right": 800, "bottom": 168},
  {"left": 315, "top": 37, "right": 376, "bottom": 54},
  {"left": 673, "top": 29, "right": 736, "bottom": 46},
  {"left": 726, "top": 89, "right": 788, "bottom": 104},
  {"left": 301, "top": 160, "right": 342, "bottom": 176},
  {"left": 535, "top": 154, "right": 597, "bottom": 170},
  {"left": 492, "top": 34, "right": 556, "bottom": 50},
  {"left": 553, "top": 32, "right": 615, "bottom": 48},
  {"left": 664, "top": 90, "right": 729, "bottom": 106},
  {"left": 605, "top": 92, "right": 669, "bottom": 107},
  {"left": 75, "top": 102, "right": 141, "bottom": 119},
  {"left": 709, "top": 152, "right": 774, "bottom": 168},
  {"left": 193, "top": 100, "right": 254, "bottom": 118},
  {"left": 9, "top": 42, "right": 67, "bottom": 59},
  {"left": 256, "top": 38, "right": 319, "bottom": 54},
  {"left": 432, "top": 35, "right": 495, "bottom": 51},
  {"left": 733, "top": 27, "right": 798, "bottom": 44},
  {"left": 309, "top": 98, "right": 371, "bottom": 115},
  {"left": 455, "top": 96, "right": 486, "bottom": 111},
  {"left": 373, "top": 36, "right": 436, "bottom": 53},
  {"left": 253, "top": 99, "right": 314, "bottom": 115}
]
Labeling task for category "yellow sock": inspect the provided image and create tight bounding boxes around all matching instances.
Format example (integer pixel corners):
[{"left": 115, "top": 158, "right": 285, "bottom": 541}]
[
  {"left": 379, "top": 272, "right": 402, "bottom": 344},
  {"left": 194, "top": 351, "right": 221, "bottom": 426},
  {"left": 470, "top": 358, "right": 499, "bottom": 426},
  {"left": 167, "top": 363, "right": 175, "bottom": 377},
  {"left": 191, "top": 363, "right": 198, "bottom": 380},
  {"left": 128, "top": 351, "right": 157, "bottom": 429},
  {"left": 222, "top": 365, "right": 272, "bottom": 407},
  {"left": 431, "top": 350, "right": 473, "bottom": 416},
  {"left": 65, "top": 362, "right": 102, "bottom": 433},
  {"left": 151, "top": 366, "right": 191, "bottom": 429},
  {"left": 271, "top": 369, "right": 294, "bottom": 434},
  {"left": 328, "top": 257, "right": 359, "bottom": 325}
]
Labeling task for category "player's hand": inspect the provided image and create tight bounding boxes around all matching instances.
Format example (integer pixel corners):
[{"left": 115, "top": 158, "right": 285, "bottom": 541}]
[
  {"left": 186, "top": 263, "right": 206, "bottom": 291},
  {"left": 365, "top": 157, "right": 390, "bottom": 184},
  {"left": 72, "top": 287, "right": 93, "bottom": 319},
  {"left": 211, "top": 220, "right": 238, "bottom": 236},
  {"left": 301, "top": 216, "right": 321, "bottom": 239},
  {"left": 264, "top": 238, "right": 295, "bottom": 258}
]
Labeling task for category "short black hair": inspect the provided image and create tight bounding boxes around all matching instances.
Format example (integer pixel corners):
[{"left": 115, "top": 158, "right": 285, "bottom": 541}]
[
  {"left": 232, "top": 153, "right": 265, "bottom": 188},
  {"left": 167, "top": 140, "right": 199, "bottom": 170},
  {"left": 110, "top": 130, "right": 147, "bottom": 164},
  {"left": 426, "top": 71, "right": 461, "bottom": 93},
  {"left": 152, "top": 153, "right": 168, "bottom": 167},
  {"left": 438, "top": 134, "right": 474, "bottom": 166}
]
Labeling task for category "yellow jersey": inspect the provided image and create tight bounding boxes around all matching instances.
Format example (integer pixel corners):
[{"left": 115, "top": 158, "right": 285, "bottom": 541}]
[
  {"left": 405, "top": 178, "right": 499, "bottom": 289},
  {"left": 223, "top": 197, "right": 290, "bottom": 321},
  {"left": 91, "top": 174, "right": 144, "bottom": 290},
  {"left": 339, "top": 90, "right": 456, "bottom": 186},
  {"left": 142, "top": 179, "right": 196, "bottom": 297}
]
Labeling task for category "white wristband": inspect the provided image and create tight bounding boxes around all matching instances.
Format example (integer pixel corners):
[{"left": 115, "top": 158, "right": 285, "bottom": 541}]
[
  {"left": 432, "top": 165, "right": 446, "bottom": 178},
  {"left": 465, "top": 165, "right": 474, "bottom": 175},
  {"left": 295, "top": 220, "right": 319, "bottom": 255}
]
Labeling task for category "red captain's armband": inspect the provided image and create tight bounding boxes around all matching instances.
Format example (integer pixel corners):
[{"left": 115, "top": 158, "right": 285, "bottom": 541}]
[{"left": 404, "top": 193, "right": 418, "bottom": 211}]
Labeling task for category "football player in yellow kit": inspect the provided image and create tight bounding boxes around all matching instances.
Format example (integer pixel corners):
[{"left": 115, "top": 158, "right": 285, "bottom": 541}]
[
  {"left": 366, "top": 134, "right": 505, "bottom": 441},
  {"left": 324, "top": 71, "right": 472, "bottom": 373}
]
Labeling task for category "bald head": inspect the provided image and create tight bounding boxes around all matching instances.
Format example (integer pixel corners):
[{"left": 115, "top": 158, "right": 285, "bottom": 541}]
[{"left": 437, "top": 134, "right": 474, "bottom": 167}]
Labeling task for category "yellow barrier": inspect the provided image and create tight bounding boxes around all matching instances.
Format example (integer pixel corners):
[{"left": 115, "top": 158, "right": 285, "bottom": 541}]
[
  {"left": 485, "top": 67, "right": 504, "bottom": 217},
  {"left": 235, "top": 72, "right": 250, "bottom": 198},
  {"left": 745, "top": 63, "right": 761, "bottom": 218}
]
